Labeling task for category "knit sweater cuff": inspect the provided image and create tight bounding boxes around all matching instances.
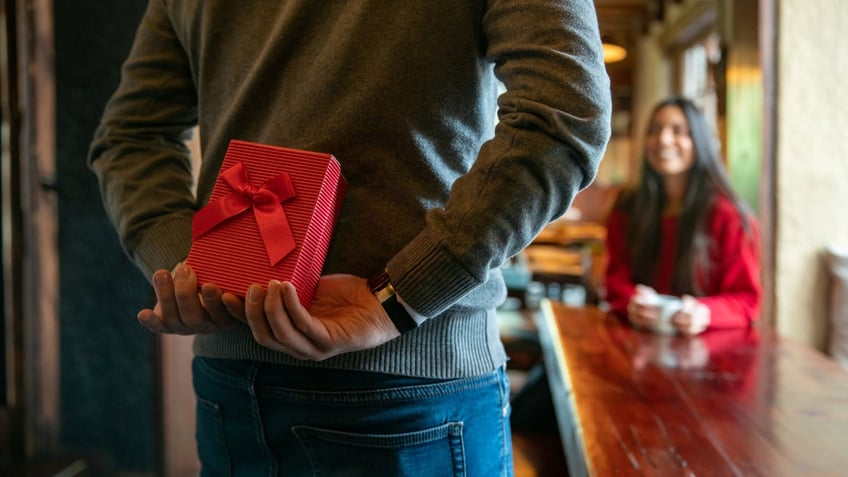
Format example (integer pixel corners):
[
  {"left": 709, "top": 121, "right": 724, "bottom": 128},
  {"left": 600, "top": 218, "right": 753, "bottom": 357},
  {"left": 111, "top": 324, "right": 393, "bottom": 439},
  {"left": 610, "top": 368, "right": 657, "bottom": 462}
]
[
  {"left": 386, "top": 227, "right": 481, "bottom": 318},
  {"left": 132, "top": 215, "right": 194, "bottom": 282}
]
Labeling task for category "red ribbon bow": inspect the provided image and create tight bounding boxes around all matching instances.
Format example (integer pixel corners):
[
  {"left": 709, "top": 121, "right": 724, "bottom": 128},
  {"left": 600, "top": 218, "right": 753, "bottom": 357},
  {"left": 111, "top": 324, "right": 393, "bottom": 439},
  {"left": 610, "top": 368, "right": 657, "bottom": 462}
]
[{"left": 192, "top": 161, "right": 297, "bottom": 266}]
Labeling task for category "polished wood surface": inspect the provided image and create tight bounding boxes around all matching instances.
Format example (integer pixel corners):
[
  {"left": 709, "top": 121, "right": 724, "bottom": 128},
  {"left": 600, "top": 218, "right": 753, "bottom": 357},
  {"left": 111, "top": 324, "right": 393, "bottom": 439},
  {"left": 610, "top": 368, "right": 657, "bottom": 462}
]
[{"left": 537, "top": 301, "right": 848, "bottom": 477}]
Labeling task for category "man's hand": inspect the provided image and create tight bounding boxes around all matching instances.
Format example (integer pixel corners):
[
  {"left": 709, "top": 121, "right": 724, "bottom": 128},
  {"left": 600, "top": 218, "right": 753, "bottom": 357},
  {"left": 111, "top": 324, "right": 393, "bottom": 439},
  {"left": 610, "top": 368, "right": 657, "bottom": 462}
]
[
  {"left": 243, "top": 274, "right": 401, "bottom": 361},
  {"left": 137, "top": 263, "right": 241, "bottom": 335}
]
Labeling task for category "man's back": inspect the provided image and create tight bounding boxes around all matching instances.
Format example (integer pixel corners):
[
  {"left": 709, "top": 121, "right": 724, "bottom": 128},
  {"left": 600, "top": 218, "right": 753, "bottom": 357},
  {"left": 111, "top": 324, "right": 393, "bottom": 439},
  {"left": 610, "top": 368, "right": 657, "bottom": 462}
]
[{"left": 90, "top": 0, "right": 611, "bottom": 378}]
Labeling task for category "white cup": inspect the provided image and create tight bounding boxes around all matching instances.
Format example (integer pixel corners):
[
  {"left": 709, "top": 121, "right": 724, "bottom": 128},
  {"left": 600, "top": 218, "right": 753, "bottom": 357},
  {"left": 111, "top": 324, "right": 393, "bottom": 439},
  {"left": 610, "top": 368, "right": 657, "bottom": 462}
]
[
  {"left": 650, "top": 294, "right": 682, "bottom": 335},
  {"left": 561, "top": 284, "right": 587, "bottom": 306}
]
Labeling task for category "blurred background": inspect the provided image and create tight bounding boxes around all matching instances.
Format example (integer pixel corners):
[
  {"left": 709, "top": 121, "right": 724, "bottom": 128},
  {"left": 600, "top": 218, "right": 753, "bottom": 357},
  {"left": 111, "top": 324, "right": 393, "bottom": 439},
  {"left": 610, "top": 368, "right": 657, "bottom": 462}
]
[{"left": 2, "top": 0, "right": 847, "bottom": 475}]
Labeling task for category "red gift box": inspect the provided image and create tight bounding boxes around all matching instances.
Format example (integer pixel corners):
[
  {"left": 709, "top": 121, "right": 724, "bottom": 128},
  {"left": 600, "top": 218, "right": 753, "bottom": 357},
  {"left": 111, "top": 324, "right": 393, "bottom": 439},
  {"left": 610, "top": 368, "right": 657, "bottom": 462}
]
[{"left": 185, "top": 139, "right": 347, "bottom": 307}]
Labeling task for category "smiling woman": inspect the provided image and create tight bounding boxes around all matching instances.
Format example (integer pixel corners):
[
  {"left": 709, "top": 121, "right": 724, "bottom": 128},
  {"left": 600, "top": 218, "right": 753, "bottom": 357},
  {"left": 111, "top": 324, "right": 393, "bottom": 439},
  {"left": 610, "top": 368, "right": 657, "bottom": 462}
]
[{"left": 603, "top": 96, "right": 762, "bottom": 336}]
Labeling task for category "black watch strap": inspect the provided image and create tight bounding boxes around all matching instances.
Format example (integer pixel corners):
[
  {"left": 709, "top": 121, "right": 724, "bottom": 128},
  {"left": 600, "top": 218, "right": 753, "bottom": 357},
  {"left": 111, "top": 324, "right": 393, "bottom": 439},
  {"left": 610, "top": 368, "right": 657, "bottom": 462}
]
[{"left": 367, "top": 269, "right": 418, "bottom": 334}]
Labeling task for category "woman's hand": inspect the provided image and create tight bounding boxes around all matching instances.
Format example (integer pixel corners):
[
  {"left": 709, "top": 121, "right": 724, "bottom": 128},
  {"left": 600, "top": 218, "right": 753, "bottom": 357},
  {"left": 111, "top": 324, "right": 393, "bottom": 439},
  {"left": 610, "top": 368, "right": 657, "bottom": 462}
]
[
  {"left": 672, "top": 295, "right": 711, "bottom": 336},
  {"left": 626, "top": 284, "right": 660, "bottom": 330}
]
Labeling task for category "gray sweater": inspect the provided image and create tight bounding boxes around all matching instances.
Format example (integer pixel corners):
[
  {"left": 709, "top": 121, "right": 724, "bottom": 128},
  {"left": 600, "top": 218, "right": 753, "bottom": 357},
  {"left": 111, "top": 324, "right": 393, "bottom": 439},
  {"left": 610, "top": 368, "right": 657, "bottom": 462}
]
[{"left": 89, "top": 0, "right": 611, "bottom": 378}]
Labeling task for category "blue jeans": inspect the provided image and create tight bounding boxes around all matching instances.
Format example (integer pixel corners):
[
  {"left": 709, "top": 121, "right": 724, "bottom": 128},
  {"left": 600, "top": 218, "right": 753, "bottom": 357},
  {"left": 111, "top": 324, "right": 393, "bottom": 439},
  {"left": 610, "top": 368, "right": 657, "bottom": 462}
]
[{"left": 192, "top": 357, "right": 514, "bottom": 477}]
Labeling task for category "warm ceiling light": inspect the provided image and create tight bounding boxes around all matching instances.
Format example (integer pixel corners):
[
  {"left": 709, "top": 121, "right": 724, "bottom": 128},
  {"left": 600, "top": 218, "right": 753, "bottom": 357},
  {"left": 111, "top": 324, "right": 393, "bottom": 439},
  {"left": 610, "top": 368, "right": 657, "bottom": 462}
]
[{"left": 602, "top": 41, "right": 627, "bottom": 64}]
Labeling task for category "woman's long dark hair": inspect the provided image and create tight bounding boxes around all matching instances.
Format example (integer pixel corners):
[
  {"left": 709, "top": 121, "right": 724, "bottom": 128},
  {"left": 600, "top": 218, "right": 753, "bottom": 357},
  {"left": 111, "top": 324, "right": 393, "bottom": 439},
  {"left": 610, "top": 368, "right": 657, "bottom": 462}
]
[{"left": 617, "top": 97, "right": 751, "bottom": 295}]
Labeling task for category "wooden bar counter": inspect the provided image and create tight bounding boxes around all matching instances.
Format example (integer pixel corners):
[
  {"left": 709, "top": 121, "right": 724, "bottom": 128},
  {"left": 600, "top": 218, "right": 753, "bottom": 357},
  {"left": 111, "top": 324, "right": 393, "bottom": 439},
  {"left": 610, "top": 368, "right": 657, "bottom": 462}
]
[{"left": 536, "top": 300, "right": 848, "bottom": 477}]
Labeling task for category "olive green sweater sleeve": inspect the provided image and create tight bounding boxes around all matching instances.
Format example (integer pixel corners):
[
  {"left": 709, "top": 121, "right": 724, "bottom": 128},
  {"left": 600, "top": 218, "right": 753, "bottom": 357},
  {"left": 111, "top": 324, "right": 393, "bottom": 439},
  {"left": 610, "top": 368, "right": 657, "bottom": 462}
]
[
  {"left": 387, "top": 0, "right": 611, "bottom": 317},
  {"left": 88, "top": 0, "right": 198, "bottom": 279}
]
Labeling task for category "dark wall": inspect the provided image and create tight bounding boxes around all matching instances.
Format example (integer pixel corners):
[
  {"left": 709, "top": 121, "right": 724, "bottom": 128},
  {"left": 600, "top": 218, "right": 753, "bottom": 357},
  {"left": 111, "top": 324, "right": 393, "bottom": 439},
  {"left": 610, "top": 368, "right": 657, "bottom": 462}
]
[{"left": 54, "top": 1, "right": 155, "bottom": 474}]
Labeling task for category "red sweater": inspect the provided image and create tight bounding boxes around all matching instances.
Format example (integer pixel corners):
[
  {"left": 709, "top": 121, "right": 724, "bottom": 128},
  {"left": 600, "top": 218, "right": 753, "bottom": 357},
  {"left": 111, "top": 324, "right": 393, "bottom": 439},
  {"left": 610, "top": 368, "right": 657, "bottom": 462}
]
[{"left": 604, "top": 195, "right": 762, "bottom": 329}]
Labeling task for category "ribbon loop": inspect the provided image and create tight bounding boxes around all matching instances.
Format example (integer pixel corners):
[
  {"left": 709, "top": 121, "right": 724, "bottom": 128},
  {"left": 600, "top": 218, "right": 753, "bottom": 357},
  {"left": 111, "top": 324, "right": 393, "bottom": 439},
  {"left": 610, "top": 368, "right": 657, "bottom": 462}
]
[{"left": 192, "top": 161, "right": 297, "bottom": 266}]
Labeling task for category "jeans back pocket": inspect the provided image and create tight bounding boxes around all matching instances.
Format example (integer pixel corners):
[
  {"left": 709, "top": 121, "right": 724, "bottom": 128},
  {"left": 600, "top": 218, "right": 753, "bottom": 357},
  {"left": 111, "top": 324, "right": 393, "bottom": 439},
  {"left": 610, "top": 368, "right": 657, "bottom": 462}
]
[{"left": 293, "top": 422, "right": 465, "bottom": 477}]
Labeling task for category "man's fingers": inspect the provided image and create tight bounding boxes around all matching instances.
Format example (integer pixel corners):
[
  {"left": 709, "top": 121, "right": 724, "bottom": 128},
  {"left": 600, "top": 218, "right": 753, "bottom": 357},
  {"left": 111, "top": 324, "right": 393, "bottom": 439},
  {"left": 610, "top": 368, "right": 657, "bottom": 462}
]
[
  {"left": 142, "top": 266, "right": 245, "bottom": 336},
  {"left": 138, "top": 308, "right": 179, "bottom": 334},
  {"left": 152, "top": 270, "right": 192, "bottom": 334},
  {"left": 263, "top": 281, "right": 319, "bottom": 359},
  {"left": 279, "top": 281, "right": 321, "bottom": 338},
  {"left": 200, "top": 284, "right": 238, "bottom": 330},
  {"left": 172, "top": 264, "right": 214, "bottom": 333},
  {"left": 244, "top": 284, "right": 304, "bottom": 357},
  {"left": 153, "top": 270, "right": 177, "bottom": 314},
  {"left": 244, "top": 284, "right": 269, "bottom": 332},
  {"left": 221, "top": 293, "right": 247, "bottom": 323}
]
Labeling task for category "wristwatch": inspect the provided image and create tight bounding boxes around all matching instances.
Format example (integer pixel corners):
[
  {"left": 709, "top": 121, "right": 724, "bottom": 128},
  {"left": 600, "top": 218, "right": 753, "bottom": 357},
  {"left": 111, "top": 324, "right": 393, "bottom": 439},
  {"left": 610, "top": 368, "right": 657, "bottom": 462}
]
[{"left": 367, "top": 269, "right": 418, "bottom": 334}]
